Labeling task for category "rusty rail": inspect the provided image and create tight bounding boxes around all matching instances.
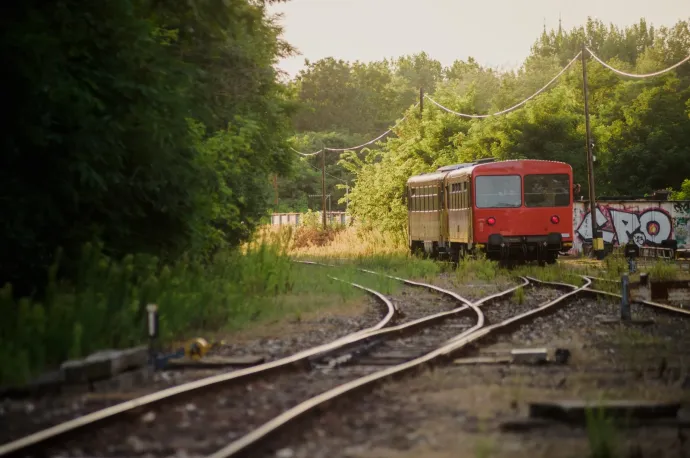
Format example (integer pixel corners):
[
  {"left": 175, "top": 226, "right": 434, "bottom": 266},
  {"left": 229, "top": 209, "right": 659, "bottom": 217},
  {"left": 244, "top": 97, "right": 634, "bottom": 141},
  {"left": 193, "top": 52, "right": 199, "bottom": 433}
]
[
  {"left": 209, "top": 277, "right": 592, "bottom": 457},
  {"left": 0, "top": 271, "right": 523, "bottom": 456}
]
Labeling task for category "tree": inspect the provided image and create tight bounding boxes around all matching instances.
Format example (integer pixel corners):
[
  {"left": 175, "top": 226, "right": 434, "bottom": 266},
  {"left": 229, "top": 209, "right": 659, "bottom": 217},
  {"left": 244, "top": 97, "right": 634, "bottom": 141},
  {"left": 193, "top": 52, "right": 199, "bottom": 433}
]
[{"left": 0, "top": 0, "right": 296, "bottom": 295}]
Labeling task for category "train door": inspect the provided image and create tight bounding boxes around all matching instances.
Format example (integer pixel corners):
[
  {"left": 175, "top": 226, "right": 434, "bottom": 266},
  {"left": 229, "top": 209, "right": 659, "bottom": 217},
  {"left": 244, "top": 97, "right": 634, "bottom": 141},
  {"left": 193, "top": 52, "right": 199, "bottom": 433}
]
[
  {"left": 440, "top": 182, "right": 448, "bottom": 244},
  {"left": 466, "top": 178, "right": 474, "bottom": 245}
]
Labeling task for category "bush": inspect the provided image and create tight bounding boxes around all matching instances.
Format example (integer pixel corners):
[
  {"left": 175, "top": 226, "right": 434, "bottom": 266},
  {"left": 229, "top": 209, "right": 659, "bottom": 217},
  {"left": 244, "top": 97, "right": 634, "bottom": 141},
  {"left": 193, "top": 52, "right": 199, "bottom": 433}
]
[{"left": 0, "top": 238, "right": 294, "bottom": 386}]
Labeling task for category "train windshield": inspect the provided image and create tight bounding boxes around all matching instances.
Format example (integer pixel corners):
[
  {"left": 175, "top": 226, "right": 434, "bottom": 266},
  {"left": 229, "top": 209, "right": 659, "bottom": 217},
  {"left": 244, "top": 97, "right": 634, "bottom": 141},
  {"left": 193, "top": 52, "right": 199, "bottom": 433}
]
[
  {"left": 524, "top": 174, "right": 570, "bottom": 207},
  {"left": 475, "top": 175, "right": 521, "bottom": 208}
]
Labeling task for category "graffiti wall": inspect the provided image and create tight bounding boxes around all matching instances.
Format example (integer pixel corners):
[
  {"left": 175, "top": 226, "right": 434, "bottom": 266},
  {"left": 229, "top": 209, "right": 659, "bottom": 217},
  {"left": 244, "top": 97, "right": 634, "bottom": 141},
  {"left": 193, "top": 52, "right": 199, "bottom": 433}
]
[{"left": 571, "top": 200, "right": 690, "bottom": 254}]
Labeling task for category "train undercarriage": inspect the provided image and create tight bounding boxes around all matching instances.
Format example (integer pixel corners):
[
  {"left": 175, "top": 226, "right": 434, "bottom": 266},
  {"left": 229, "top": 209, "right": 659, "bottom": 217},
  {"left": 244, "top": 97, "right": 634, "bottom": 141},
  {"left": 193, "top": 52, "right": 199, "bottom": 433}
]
[{"left": 410, "top": 233, "right": 568, "bottom": 266}]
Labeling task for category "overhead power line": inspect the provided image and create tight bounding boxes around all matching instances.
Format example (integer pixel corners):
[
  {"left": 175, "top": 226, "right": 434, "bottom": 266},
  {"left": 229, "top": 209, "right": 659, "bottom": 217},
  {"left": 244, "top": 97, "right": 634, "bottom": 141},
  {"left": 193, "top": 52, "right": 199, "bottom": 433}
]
[
  {"left": 290, "top": 102, "right": 420, "bottom": 156},
  {"left": 291, "top": 147, "right": 323, "bottom": 157},
  {"left": 586, "top": 47, "right": 690, "bottom": 78},
  {"left": 424, "top": 52, "right": 582, "bottom": 119}
]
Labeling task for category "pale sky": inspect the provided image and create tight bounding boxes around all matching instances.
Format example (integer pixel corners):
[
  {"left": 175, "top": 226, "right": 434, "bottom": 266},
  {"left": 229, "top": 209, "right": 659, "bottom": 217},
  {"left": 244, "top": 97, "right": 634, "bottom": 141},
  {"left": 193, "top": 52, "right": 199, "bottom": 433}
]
[{"left": 268, "top": 0, "right": 688, "bottom": 78}]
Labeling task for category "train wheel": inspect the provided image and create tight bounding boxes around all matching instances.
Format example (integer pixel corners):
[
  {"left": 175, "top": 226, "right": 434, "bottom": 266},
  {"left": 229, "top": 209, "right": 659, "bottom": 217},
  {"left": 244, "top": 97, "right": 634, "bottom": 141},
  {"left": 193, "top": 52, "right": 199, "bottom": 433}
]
[
  {"left": 410, "top": 241, "right": 424, "bottom": 258},
  {"left": 543, "top": 253, "right": 557, "bottom": 265}
]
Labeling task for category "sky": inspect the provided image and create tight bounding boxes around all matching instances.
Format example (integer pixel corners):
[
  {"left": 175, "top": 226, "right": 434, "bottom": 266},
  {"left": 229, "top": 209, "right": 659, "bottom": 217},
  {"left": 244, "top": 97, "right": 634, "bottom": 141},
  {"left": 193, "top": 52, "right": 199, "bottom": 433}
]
[{"left": 268, "top": 0, "right": 689, "bottom": 78}]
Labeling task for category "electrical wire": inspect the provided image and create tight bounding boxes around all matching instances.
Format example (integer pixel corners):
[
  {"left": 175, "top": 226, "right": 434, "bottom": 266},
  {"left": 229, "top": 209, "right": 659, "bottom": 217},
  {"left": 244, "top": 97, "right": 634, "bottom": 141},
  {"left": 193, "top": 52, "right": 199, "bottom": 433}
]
[
  {"left": 325, "top": 101, "right": 420, "bottom": 152},
  {"left": 424, "top": 52, "right": 582, "bottom": 119},
  {"left": 290, "top": 147, "right": 323, "bottom": 157},
  {"left": 585, "top": 47, "right": 690, "bottom": 78},
  {"left": 289, "top": 102, "right": 420, "bottom": 156}
]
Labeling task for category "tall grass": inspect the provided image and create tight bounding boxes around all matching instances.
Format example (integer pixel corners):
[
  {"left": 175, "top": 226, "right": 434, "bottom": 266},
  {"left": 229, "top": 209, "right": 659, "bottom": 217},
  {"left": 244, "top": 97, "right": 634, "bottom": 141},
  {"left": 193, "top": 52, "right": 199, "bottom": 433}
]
[
  {"left": 0, "top": 235, "right": 304, "bottom": 386},
  {"left": 284, "top": 223, "right": 408, "bottom": 259}
]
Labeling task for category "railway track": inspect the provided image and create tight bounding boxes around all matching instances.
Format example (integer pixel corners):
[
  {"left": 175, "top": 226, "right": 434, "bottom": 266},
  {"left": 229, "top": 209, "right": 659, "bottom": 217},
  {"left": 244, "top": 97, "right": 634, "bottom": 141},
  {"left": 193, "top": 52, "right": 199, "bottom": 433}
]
[
  {"left": 207, "top": 271, "right": 690, "bottom": 458},
  {"left": 4, "top": 266, "right": 688, "bottom": 458},
  {"left": 0, "top": 271, "right": 522, "bottom": 457}
]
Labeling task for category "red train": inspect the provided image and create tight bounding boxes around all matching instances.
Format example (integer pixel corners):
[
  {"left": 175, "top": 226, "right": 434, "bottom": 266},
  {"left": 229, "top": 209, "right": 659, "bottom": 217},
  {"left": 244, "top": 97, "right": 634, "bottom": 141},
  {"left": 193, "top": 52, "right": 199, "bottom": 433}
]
[{"left": 406, "top": 158, "right": 574, "bottom": 263}]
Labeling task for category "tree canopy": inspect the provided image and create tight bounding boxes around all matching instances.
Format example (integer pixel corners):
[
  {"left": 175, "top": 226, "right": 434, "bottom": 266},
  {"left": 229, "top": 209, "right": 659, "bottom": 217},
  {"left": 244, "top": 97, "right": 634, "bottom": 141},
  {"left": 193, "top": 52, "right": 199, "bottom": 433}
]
[
  {"left": 3, "top": 7, "right": 690, "bottom": 292},
  {"left": 284, "top": 17, "right": 690, "bottom": 237},
  {"left": 1, "top": 0, "right": 295, "bottom": 295}
]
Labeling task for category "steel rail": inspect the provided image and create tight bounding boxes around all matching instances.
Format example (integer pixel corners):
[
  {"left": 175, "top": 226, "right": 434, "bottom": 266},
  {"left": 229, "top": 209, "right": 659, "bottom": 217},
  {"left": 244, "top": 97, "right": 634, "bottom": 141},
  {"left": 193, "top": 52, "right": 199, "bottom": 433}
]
[
  {"left": 208, "top": 277, "right": 590, "bottom": 458},
  {"left": 0, "top": 270, "right": 506, "bottom": 456},
  {"left": 582, "top": 288, "right": 690, "bottom": 317},
  {"left": 0, "top": 275, "right": 397, "bottom": 457},
  {"left": 582, "top": 275, "right": 690, "bottom": 316}
]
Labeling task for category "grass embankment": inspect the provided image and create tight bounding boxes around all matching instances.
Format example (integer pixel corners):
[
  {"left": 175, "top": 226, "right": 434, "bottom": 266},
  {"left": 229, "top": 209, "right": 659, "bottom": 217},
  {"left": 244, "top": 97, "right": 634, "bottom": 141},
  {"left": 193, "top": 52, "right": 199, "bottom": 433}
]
[
  {"left": 6, "top": 217, "right": 686, "bottom": 386},
  {"left": 0, "top": 227, "right": 440, "bottom": 386}
]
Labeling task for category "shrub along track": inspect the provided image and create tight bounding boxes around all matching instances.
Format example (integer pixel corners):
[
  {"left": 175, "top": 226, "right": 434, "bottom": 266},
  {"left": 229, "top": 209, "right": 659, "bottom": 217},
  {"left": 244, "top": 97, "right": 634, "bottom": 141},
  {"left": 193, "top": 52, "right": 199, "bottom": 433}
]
[{"left": 0, "top": 271, "right": 527, "bottom": 457}]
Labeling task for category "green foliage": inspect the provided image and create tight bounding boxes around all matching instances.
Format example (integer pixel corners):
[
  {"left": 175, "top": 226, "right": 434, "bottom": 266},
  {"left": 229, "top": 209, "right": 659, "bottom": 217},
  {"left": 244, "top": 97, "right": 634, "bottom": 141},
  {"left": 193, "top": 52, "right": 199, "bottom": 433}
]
[
  {"left": 585, "top": 406, "right": 620, "bottom": 458},
  {"left": 0, "top": 0, "right": 294, "bottom": 295},
  {"left": 456, "top": 255, "right": 499, "bottom": 283},
  {"left": 671, "top": 179, "right": 690, "bottom": 200},
  {"left": 340, "top": 17, "right": 690, "bottom": 235},
  {"left": 0, "top": 239, "right": 295, "bottom": 385},
  {"left": 514, "top": 286, "right": 525, "bottom": 305},
  {"left": 648, "top": 260, "right": 680, "bottom": 281}
]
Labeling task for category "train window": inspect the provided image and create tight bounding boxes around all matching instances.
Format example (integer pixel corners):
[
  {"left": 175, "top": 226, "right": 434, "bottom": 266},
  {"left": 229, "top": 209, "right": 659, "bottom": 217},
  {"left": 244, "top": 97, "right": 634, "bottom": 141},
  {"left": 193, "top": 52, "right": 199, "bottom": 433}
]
[
  {"left": 524, "top": 174, "right": 570, "bottom": 207},
  {"left": 475, "top": 175, "right": 521, "bottom": 208}
]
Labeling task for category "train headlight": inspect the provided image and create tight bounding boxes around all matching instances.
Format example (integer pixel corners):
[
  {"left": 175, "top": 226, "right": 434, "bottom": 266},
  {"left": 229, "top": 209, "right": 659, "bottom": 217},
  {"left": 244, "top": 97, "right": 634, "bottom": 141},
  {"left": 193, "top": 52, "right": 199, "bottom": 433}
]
[
  {"left": 550, "top": 215, "right": 560, "bottom": 224},
  {"left": 487, "top": 217, "right": 496, "bottom": 226}
]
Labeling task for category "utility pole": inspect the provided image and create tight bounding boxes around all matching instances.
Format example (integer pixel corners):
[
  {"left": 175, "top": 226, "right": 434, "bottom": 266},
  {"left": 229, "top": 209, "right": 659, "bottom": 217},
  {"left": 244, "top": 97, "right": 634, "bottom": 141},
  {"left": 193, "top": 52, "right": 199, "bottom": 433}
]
[
  {"left": 272, "top": 174, "right": 278, "bottom": 206},
  {"left": 581, "top": 45, "right": 604, "bottom": 259},
  {"left": 321, "top": 147, "right": 327, "bottom": 229}
]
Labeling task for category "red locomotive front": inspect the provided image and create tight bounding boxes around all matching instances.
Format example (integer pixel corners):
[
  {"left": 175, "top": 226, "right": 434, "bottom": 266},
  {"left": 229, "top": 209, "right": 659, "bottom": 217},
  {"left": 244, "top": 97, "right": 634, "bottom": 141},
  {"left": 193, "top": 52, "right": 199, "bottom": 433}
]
[{"left": 471, "top": 160, "right": 573, "bottom": 263}]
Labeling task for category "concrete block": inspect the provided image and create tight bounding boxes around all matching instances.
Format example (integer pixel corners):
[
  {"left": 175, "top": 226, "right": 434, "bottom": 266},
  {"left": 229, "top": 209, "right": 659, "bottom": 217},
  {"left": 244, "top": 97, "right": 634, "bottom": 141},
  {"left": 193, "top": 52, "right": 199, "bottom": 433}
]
[
  {"left": 511, "top": 348, "right": 548, "bottom": 364},
  {"left": 91, "top": 367, "right": 153, "bottom": 393},
  {"left": 553, "top": 349, "right": 571, "bottom": 365},
  {"left": 122, "top": 346, "right": 149, "bottom": 370},
  {"left": 453, "top": 356, "right": 512, "bottom": 365},
  {"left": 62, "top": 346, "right": 151, "bottom": 384},
  {"left": 529, "top": 400, "right": 681, "bottom": 424},
  {"left": 165, "top": 355, "right": 265, "bottom": 369},
  {"left": 500, "top": 418, "right": 554, "bottom": 432},
  {"left": 61, "top": 359, "right": 91, "bottom": 384}
]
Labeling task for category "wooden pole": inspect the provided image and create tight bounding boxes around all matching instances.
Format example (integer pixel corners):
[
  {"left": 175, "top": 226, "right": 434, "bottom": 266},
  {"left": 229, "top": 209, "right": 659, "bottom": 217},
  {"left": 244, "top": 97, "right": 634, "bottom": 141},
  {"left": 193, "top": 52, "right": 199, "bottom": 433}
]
[{"left": 581, "top": 45, "right": 603, "bottom": 259}]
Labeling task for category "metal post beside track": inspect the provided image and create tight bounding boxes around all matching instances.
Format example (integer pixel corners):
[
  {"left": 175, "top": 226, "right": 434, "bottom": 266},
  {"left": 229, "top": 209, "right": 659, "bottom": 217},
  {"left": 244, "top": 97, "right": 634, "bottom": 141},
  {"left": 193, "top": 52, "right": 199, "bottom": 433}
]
[
  {"left": 146, "top": 303, "right": 159, "bottom": 365},
  {"left": 321, "top": 147, "right": 327, "bottom": 230},
  {"left": 621, "top": 274, "right": 631, "bottom": 321}
]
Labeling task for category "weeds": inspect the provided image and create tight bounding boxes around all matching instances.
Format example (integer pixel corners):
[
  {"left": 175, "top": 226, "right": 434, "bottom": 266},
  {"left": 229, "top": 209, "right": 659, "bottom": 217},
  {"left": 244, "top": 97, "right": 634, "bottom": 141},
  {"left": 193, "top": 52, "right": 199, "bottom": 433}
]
[
  {"left": 474, "top": 436, "right": 495, "bottom": 458},
  {"left": 514, "top": 286, "right": 525, "bottom": 304},
  {"left": 585, "top": 405, "right": 620, "bottom": 458},
  {"left": 648, "top": 260, "right": 679, "bottom": 281},
  {"left": 0, "top": 233, "right": 382, "bottom": 386},
  {"left": 456, "top": 254, "right": 498, "bottom": 282}
]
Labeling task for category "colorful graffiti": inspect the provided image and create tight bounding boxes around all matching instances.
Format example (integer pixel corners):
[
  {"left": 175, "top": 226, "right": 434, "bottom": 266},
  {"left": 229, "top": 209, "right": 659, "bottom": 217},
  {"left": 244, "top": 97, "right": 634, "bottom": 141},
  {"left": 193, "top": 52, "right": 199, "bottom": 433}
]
[
  {"left": 576, "top": 206, "right": 673, "bottom": 247},
  {"left": 674, "top": 202, "right": 690, "bottom": 247}
]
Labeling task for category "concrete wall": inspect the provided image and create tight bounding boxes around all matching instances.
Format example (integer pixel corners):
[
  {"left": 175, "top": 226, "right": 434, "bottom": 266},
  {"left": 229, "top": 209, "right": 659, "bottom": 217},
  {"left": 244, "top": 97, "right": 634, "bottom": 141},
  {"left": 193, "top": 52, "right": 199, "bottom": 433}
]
[
  {"left": 270, "top": 212, "right": 351, "bottom": 226},
  {"left": 571, "top": 200, "right": 690, "bottom": 254}
]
